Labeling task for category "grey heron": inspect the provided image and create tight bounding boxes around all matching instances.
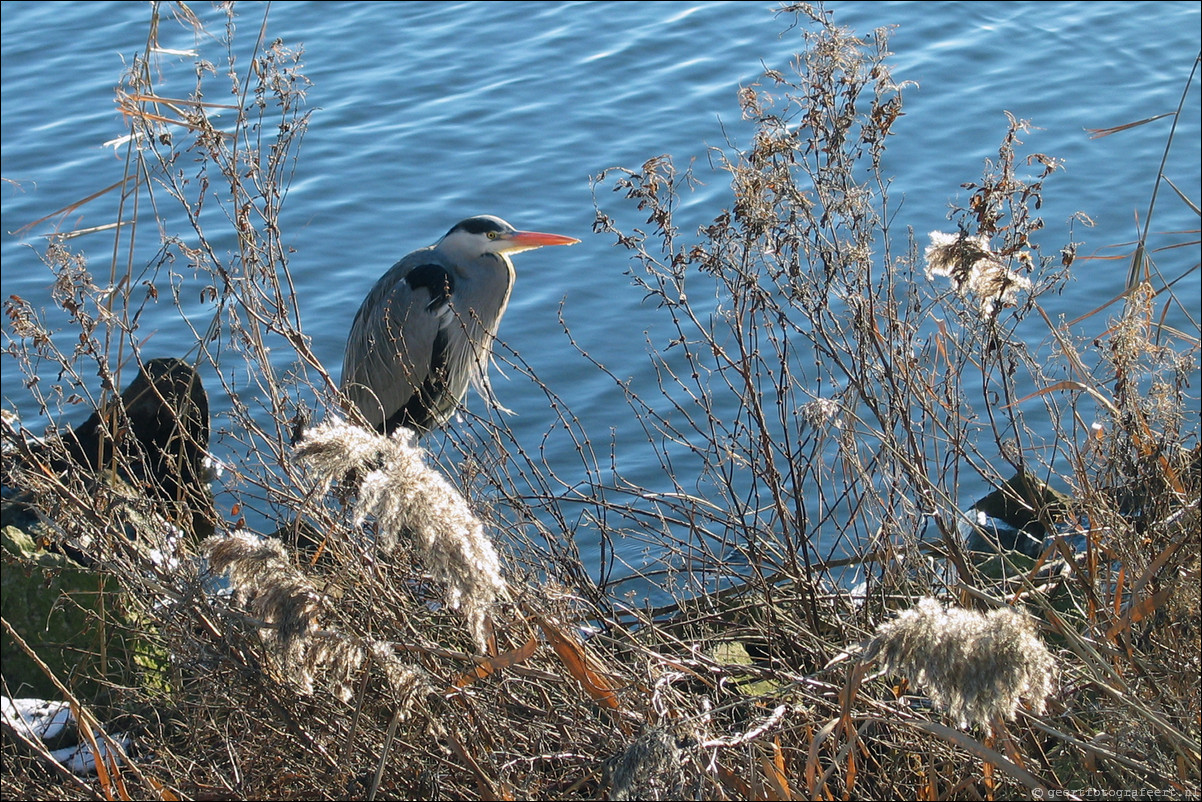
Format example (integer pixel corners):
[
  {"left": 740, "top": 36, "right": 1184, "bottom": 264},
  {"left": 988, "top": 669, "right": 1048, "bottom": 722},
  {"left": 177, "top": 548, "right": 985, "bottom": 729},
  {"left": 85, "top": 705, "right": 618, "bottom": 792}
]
[{"left": 340, "top": 215, "right": 579, "bottom": 435}]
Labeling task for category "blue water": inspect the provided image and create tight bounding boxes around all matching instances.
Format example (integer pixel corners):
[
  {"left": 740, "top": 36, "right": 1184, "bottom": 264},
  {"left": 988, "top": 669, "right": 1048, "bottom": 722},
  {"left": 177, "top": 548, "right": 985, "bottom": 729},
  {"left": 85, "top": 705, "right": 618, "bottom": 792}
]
[{"left": 3, "top": 2, "right": 1199, "bottom": 595}]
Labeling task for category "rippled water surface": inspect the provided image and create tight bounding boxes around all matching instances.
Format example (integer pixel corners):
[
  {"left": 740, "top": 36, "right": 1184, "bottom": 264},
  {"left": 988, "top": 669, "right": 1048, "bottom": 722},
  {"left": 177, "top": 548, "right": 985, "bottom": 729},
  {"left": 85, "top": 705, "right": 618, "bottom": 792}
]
[{"left": 3, "top": 1, "right": 1199, "bottom": 587}]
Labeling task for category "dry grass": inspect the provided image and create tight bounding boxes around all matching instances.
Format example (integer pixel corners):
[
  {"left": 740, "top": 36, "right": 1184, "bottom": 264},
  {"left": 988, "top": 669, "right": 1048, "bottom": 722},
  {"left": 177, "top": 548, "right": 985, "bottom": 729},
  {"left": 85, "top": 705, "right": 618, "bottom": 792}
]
[{"left": 2, "top": 2, "right": 1198, "bottom": 800}]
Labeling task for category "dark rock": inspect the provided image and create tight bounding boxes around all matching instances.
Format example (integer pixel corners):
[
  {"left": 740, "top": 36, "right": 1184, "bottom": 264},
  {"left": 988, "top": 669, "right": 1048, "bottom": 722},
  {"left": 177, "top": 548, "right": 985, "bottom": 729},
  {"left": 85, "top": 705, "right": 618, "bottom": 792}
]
[
  {"left": 966, "top": 469, "right": 1072, "bottom": 557},
  {"left": 61, "top": 358, "right": 215, "bottom": 539}
]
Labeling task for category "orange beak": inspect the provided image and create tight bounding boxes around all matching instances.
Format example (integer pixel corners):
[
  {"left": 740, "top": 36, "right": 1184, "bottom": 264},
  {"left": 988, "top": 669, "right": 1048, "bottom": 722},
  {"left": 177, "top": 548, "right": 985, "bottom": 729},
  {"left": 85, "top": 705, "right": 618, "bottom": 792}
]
[{"left": 502, "top": 229, "right": 581, "bottom": 253}]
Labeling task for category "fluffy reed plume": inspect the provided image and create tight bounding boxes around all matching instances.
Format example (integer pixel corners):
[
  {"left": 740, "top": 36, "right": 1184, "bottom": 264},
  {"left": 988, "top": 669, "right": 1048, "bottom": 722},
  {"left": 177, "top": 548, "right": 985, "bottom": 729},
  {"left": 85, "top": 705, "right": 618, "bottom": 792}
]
[
  {"left": 205, "top": 531, "right": 324, "bottom": 647},
  {"left": 865, "top": 597, "right": 1056, "bottom": 729},
  {"left": 924, "top": 230, "right": 1033, "bottom": 314},
  {"left": 303, "top": 631, "right": 433, "bottom": 710},
  {"left": 295, "top": 419, "right": 508, "bottom": 652},
  {"left": 607, "top": 728, "right": 687, "bottom": 801},
  {"left": 203, "top": 531, "right": 431, "bottom": 705}
]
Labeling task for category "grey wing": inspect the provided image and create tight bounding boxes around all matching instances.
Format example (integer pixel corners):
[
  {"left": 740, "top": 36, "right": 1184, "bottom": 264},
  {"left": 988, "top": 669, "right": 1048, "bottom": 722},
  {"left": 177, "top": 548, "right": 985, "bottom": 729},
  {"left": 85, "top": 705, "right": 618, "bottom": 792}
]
[{"left": 341, "top": 256, "right": 467, "bottom": 433}]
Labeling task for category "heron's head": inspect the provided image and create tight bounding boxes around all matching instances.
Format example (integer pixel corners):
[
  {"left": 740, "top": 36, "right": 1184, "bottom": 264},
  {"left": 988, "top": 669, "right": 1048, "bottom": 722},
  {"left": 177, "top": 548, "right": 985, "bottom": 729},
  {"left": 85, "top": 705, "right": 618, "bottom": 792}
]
[{"left": 438, "top": 215, "right": 580, "bottom": 260}]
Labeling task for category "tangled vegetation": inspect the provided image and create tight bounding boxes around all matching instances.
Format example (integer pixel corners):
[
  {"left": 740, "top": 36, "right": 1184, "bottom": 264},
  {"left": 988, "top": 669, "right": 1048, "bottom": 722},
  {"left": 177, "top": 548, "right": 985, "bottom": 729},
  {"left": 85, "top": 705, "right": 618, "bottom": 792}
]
[{"left": 3, "top": 2, "right": 1198, "bottom": 800}]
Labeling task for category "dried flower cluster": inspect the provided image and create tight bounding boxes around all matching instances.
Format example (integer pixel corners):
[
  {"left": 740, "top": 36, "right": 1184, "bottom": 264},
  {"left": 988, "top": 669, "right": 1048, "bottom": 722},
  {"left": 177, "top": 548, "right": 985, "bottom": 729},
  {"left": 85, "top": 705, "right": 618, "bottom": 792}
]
[
  {"left": 866, "top": 597, "right": 1056, "bottom": 729},
  {"left": 924, "top": 230, "right": 1033, "bottom": 314},
  {"left": 800, "top": 397, "right": 843, "bottom": 430},
  {"left": 203, "top": 531, "right": 430, "bottom": 705},
  {"left": 295, "top": 419, "right": 508, "bottom": 651}
]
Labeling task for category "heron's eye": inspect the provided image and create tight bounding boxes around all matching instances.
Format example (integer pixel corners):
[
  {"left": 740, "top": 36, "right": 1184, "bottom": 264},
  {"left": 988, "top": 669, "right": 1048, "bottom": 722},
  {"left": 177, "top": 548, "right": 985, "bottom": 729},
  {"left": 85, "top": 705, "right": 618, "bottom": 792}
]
[{"left": 486, "top": 231, "right": 499, "bottom": 240}]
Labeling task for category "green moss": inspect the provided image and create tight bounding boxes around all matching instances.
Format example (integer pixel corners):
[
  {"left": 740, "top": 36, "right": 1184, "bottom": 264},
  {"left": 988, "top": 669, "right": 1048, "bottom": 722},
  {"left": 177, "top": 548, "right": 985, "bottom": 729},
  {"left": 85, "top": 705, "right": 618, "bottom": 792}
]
[{"left": 1, "top": 516, "right": 170, "bottom": 702}]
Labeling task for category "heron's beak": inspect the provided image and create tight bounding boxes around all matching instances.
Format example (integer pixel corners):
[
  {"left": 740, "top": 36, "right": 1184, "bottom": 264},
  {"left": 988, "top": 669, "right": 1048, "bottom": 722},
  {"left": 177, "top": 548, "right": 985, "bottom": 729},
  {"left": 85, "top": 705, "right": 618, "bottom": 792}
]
[{"left": 502, "top": 229, "right": 581, "bottom": 254}]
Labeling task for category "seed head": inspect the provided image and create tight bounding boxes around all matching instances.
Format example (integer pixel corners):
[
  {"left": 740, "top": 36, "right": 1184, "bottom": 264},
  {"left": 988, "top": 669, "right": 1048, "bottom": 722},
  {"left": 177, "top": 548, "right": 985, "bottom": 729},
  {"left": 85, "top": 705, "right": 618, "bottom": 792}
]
[
  {"left": 925, "top": 230, "right": 1032, "bottom": 314},
  {"left": 866, "top": 597, "right": 1056, "bottom": 728}
]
